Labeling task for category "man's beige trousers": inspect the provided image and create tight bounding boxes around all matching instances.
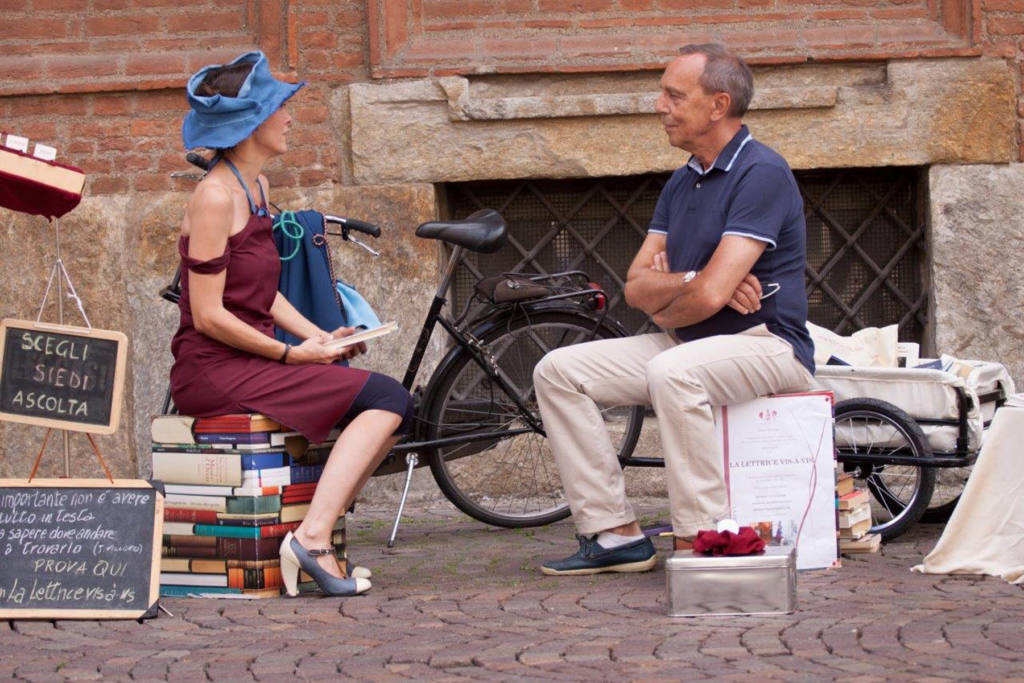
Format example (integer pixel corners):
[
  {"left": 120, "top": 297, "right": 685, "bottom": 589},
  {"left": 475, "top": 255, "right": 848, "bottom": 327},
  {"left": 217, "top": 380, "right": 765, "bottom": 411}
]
[{"left": 533, "top": 324, "right": 813, "bottom": 537}]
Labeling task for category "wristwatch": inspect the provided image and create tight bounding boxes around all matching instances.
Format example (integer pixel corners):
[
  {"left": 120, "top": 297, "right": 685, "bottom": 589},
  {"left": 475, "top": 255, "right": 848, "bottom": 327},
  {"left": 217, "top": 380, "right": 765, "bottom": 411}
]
[{"left": 682, "top": 270, "right": 697, "bottom": 284}]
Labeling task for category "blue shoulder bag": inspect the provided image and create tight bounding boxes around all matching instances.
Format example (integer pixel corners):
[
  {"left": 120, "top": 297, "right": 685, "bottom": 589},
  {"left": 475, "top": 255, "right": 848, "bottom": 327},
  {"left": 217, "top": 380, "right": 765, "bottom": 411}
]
[{"left": 273, "top": 210, "right": 382, "bottom": 343}]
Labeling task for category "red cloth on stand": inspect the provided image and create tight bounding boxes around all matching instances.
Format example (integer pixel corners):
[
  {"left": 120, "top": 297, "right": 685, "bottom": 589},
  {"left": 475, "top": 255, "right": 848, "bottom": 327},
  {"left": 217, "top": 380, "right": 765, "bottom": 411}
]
[{"left": 0, "top": 147, "right": 83, "bottom": 219}]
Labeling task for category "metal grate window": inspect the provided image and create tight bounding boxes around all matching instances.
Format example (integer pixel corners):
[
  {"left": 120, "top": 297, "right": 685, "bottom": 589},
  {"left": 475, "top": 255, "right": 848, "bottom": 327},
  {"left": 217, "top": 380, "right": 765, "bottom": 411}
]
[
  {"left": 445, "top": 167, "right": 928, "bottom": 346},
  {"left": 801, "top": 167, "right": 928, "bottom": 344}
]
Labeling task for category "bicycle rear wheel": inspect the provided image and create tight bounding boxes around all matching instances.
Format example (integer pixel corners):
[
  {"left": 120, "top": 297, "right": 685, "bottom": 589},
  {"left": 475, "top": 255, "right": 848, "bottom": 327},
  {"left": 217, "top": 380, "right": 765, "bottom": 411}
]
[
  {"left": 424, "top": 309, "right": 644, "bottom": 528},
  {"left": 834, "top": 398, "right": 935, "bottom": 541}
]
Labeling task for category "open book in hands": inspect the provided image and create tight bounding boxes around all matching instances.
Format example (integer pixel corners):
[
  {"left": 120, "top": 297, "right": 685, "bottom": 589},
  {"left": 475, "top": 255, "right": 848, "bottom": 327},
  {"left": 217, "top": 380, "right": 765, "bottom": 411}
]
[{"left": 322, "top": 321, "right": 398, "bottom": 350}]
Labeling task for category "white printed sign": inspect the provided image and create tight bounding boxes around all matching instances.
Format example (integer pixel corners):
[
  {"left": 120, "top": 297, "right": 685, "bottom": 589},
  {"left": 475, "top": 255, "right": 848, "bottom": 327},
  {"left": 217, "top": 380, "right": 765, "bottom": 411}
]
[{"left": 714, "top": 392, "right": 837, "bottom": 570}]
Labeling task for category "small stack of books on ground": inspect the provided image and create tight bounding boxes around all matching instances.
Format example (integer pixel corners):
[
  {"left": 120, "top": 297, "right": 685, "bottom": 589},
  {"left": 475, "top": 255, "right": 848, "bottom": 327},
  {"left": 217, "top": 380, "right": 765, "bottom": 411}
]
[
  {"left": 152, "top": 413, "right": 346, "bottom": 598},
  {"left": 836, "top": 471, "right": 881, "bottom": 554}
]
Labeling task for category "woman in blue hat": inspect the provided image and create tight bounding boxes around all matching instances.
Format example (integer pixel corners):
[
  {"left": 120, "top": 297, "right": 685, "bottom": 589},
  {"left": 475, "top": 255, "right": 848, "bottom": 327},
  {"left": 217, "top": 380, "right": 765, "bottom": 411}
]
[{"left": 171, "top": 52, "right": 413, "bottom": 597}]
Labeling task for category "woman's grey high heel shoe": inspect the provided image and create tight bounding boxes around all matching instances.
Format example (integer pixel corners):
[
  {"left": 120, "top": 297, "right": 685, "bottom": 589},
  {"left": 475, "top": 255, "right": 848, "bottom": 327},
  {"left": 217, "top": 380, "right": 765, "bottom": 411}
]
[{"left": 280, "top": 531, "right": 371, "bottom": 597}]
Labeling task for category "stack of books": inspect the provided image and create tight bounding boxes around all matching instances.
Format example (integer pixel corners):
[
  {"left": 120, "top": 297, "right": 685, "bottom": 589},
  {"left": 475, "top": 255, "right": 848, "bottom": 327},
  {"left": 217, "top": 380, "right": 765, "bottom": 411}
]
[
  {"left": 835, "top": 472, "right": 880, "bottom": 554},
  {"left": 152, "top": 414, "right": 346, "bottom": 598}
]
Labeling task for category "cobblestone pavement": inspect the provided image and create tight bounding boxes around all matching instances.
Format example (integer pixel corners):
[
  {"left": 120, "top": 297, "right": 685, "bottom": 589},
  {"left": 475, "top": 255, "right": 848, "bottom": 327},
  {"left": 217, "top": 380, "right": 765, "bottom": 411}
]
[{"left": 2, "top": 500, "right": 1023, "bottom": 681}]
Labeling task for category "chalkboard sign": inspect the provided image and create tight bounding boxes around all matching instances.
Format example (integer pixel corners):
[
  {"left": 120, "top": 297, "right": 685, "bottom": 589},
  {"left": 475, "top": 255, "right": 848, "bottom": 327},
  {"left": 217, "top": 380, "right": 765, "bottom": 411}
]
[
  {"left": 0, "top": 479, "right": 163, "bottom": 619},
  {"left": 0, "top": 319, "right": 127, "bottom": 434}
]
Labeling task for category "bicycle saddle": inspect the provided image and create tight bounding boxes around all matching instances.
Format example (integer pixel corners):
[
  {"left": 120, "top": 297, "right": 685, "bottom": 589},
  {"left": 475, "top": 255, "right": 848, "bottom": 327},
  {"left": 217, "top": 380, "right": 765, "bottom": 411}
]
[{"left": 415, "top": 208, "right": 507, "bottom": 253}]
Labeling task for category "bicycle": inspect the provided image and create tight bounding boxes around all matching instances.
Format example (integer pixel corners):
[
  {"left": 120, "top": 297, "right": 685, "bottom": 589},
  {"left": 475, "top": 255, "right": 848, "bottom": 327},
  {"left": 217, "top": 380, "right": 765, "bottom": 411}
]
[
  {"left": 165, "top": 158, "right": 948, "bottom": 546},
  {"left": 162, "top": 154, "right": 646, "bottom": 545}
]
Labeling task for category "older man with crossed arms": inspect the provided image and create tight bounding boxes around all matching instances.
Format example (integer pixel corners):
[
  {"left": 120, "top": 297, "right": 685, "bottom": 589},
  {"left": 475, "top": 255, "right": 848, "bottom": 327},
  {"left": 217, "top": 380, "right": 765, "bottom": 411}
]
[{"left": 535, "top": 43, "right": 816, "bottom": 575}]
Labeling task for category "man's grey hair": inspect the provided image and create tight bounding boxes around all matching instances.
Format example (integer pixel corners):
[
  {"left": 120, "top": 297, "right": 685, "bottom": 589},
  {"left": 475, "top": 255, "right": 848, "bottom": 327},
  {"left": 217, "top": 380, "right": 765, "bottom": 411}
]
[{"left": 678, "top": 43, "right": 754, "bottom": 118}]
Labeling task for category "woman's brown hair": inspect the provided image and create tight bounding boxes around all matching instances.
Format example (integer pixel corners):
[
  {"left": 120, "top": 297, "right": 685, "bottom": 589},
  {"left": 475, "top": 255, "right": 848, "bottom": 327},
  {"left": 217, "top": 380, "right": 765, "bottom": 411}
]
[{"left": 196, "top": 62, "right": 254, "bottom": 98}]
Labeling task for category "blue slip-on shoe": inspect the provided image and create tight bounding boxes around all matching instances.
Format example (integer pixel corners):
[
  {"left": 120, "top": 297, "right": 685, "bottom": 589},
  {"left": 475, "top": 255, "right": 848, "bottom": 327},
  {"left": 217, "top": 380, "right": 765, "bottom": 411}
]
[{"left": 541, "top": 534, "right": 657, "bottom": 576}]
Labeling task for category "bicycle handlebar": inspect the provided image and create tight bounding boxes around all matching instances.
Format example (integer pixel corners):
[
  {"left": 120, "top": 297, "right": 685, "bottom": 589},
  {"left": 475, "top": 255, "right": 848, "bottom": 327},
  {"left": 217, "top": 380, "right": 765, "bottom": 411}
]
[
  {"left": 186, "top": 151, "right": 212, "bottom": 172},
  {"left": 325, "top": 215, "right": 381, "bottom": 238}
]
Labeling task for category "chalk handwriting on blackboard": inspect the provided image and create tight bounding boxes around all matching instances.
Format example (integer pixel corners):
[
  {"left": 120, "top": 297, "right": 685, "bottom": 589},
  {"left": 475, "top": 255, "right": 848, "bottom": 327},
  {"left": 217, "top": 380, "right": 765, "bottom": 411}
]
[
  {"left": 0, "top": 480, "right": 162, "bottom": 619},
  {"left": 0, "top": 319, "right": 127, "bottom": 434}
]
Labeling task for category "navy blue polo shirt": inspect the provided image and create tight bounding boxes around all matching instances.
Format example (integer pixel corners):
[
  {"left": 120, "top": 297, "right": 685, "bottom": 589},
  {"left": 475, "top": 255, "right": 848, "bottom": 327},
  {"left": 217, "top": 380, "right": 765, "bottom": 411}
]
[{"left": 649, "top": 125, "right": 814, "bottom": 374}]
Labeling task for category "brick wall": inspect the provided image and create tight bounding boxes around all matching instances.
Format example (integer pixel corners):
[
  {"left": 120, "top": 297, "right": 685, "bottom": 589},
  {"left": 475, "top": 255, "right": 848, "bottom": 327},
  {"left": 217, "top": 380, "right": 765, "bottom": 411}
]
[
  {"left": 0, "top": 0, "right": 368, "bottom": 195},
  {"left": 982, "top": 0, "right": 1024, "bottom": 160},
  {"left": 1, "top": 0, "right": 1021, "bottom": 198}
]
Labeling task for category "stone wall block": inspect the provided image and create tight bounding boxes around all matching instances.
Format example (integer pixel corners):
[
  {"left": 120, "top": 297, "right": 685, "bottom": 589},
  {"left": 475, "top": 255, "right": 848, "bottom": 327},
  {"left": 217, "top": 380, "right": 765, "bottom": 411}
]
[
  {"left": 350, "top": 59, "right": 1017, "bottom": 184},
  {"left": 930, "top": 164, "right": 1024, "bottom": 386},
  {"left": 0, "top": 198, "right": 135, "bottom": 479},
  {"left": 123, "top": 192, "right": 190, "bottom": 477},
  {"left": 890, "top": 59, "right": 1017, "bottom": 165}
]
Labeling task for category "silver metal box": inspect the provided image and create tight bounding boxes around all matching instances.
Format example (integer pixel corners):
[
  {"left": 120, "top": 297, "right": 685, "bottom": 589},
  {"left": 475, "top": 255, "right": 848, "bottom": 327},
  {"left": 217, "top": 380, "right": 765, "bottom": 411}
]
[{"left": 665, "top": 545, "right": 796, "bottom": 617}]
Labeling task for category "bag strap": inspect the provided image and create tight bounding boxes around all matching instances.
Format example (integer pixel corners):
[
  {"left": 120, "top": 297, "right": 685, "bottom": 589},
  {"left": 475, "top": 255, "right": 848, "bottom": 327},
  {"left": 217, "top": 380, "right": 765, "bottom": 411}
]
[{"left": 309, "top": 213, "right": 346, "bottom": 317}]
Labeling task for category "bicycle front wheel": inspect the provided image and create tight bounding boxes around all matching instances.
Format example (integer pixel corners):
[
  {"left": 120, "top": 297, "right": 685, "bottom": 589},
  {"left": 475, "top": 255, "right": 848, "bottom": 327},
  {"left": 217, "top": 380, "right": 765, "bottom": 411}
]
[
  {"left": 424, "top": 309, "right": 644, "bottom": 528},
  {"left": 834, "top": 398, "right": 935, "bottom": 541}
]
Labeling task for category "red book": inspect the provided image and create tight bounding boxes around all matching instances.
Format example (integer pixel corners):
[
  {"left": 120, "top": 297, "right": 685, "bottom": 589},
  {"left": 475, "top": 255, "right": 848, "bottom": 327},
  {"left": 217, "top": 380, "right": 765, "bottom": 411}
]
[
  {"left": 163, "top": 534, "right": 217, "bottom": 548},
  {"left": 281, "top": 493, "right": 314, "bottom": 504},
  {"left": 257, "top": 521, "right": 300, "bottom": 539},
  {"left": 216, "top": 536, "right": 283, "bottom": 561},
  {"left": 161, "top": 545, "right": 219, "bottom": 558},
  {"left": 194, "top": 414, "right": 282, "bottom": 433},
  {"left": 280, "top": 483, "right": 315, "bottom": 493},
  {"left": 164, "top": 507, "right": 220, "bottom": 524}
]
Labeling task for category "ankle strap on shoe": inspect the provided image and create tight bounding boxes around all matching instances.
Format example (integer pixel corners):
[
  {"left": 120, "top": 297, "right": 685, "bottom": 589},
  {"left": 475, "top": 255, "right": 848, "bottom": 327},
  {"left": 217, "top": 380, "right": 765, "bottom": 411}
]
[{"left": 304, "top": 546, "right": 335, "bottom": 556}]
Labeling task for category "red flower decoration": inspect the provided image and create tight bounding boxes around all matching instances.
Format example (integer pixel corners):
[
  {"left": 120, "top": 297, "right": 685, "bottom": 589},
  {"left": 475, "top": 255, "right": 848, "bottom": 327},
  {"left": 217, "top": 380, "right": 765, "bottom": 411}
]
[{"left": 691, "top": 527, "right": 766, "bottom": 556}]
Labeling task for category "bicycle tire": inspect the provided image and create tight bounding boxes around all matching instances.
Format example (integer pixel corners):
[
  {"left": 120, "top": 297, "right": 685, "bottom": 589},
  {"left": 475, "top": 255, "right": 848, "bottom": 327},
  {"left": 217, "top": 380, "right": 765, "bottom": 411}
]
[
  {"left": 834, "top": 398, "right": 935, "bottom": 541},
  {"left": 423, "top": 309, "right": 644, "bottom": 528},
  {"left": 921, "top": 474, "right": 968, "bottom": 523}
]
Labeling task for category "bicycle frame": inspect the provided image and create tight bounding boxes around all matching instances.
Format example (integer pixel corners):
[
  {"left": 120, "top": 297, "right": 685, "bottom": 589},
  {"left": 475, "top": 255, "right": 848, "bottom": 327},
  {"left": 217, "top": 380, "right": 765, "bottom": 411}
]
[
  {"left": 378, "top": 244, "right": 600, "bottom": 457},
  {"left": 370, "top": 241, "right": 619, "bottom": 544}
]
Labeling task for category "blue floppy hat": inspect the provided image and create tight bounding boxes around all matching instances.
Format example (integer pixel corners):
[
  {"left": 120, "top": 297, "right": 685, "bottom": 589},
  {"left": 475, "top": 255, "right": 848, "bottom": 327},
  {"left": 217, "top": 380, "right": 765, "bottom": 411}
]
[{"left": 182, "top": 51, "right": 305, "bottom": 150}]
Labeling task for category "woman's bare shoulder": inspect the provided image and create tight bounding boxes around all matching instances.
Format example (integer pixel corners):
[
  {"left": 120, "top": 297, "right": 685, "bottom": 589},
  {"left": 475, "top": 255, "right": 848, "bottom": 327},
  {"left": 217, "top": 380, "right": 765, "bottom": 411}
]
[{"left": 182, "top": 177, "right": 238, "bottom": 238}]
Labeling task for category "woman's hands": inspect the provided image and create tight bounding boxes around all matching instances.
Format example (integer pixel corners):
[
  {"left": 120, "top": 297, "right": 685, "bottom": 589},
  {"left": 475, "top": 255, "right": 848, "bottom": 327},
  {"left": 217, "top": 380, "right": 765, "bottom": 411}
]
[
  {"left": 329, "top": 326, "right": 367, "bottom": 361},
  {"left": 284, "top": 327, "right": 366, "bottom": 365}
]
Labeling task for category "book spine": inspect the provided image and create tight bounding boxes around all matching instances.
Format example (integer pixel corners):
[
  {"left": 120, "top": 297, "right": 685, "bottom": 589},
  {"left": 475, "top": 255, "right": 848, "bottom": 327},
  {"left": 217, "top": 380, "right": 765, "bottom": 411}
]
[
  {"left": 152, "top": 450, "right": 243, "bottom": 487},
  {"left": 163, "top": 534, "right": 217, "bottom": 547},
  {"left": 216, "top": 517, "right": 280, "bottom": 527},
  {"left": 225, "top": 559, "right": 281, "bottom": 569},
  {"left": 289, "top": 464, "right": 323, "bottom": 485},
  {"left": 162, "top": 496, "right": 227, "bottom": 512},
  {"left": 230, "top": 486, "right": 282, "bottom": 497},
  {"left": 161, "top": 545, "right": 219, "bottom": 558},
  {"left": 196, "top": 432, "right": 271, "bottom": 445},
  {"left": 194, "top": 414, "right": 280, "bottom": 432},
  {"left": 269, "top": 431, "right": 303, "bottom": 446},
  {"left": 159, "top": 585, "right": 242, "bottom": 597},
  {"left": 194, "top": 524, "right": 260, "bottom": 539},
  {"left": 227, "top": 567, "right": 284, "bottom": 589},
  {"left": 189, "top": 560, "right": 228, "bottom": 573},
  {"left": 258, "top": 521, "right": 300, "bottom": 539},
  {"left": 150, "top": 415, "right": 196, "bottom": 444},
  {"left": 162, "top": 522, "right": 197, "bottom": 536},
  {"left": 159, "top": 572, "right": 228, "bottom": 587},
  {"left": 164, "top": 483, "right": 235, "bottom": 496},
  {"left": 283, "top": 481, "right": 317, "bottom": 492},
  {"left": 216, "top": 536, "right": 282, "bottom": 561},
  {"left": 281, "top": 494, "right": 314, "bottom": 505},
  {"left": 240, "top": 453, "right": 290, "bottom": 470},
  {"left": 164, "top": 508, "right": 220, "bottom": 524},
  {"left": 225, "top": 495, "right": 282, "bottom": 515}
]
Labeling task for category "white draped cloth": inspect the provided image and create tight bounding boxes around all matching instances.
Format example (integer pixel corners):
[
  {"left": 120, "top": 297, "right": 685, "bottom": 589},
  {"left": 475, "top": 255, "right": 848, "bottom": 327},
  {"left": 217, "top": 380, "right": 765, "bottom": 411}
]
[{"left": 913, "top": 399, "right": 1024, "bottom": 584}]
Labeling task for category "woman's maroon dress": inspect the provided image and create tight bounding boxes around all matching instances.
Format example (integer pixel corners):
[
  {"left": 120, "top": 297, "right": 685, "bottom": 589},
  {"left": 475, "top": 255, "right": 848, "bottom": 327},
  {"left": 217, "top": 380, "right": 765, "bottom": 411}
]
[{"left": 169, "top": 206, "right": 369, "bottom": 443}]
